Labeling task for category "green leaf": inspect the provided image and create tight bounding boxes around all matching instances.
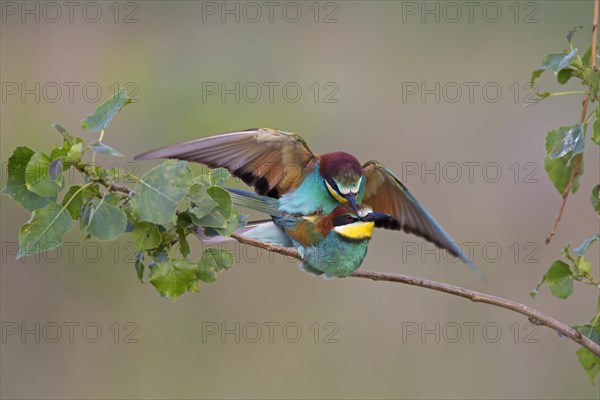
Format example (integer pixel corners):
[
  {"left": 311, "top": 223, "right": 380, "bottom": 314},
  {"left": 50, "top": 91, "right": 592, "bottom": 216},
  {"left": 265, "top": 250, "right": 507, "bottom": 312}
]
[
  {"left": 61, "top": 186, "right": 84, "bottom": 219},
  {"left": 81, "top": 88, "right": 132, "bottom": 132},
  {"left": 576, "top": 256, "right": 592, "bottom": 275},
  {"left": 52, "top": 123, "right": 73, "bottom": 144},
  {"left": 18, "top": 201, "right": 72, "bottom": 258},
  {"left": 48, "top": 159, "right": 62, "bottom": 179},
  {"left": 193, "top": 174, "right": 212, "bottom": 189},
  {"left": 530, "top": 69, "right": 544, "bottom": 87},
  {"left": 557, "top": 68, "right": 574, "bottom": 84},
  {"left": 176, "top": 225, "right": 190, "bottom": 257},
  {"left": 582, "top": 45, "right": 592, "bottom": 66},
  {"left": 149, "top": 258, "right": 199, "bottom": 299},
  {"left": 547, "top": 125, "right": 584, "bottom": 160},
  {"left": 546, "top": 260, "right": 574, "bottom": 299},
  {"left": 573, "top": 234, "right": 600, "bottom": 256},
  {"left": 544, "top": 156, "right": 582, "bottom": 194},
  {"left": 531, "top": 48, "right": 577, "bottom": 86},
  {"left": 2, "top": 146, "right": 50, "bottom": 211},
  {"left": 89, "top": 141, "right": 124, "bottom": 157},
  {"left": 49, "top": 140, "right": 71, "bottom": 161},
  {"left": 201, "top": 248, "right": 234, "bottom": 273},
  {"left": 65, "top": 138, "right": 85, "bottom": 164},
  {"left": 209, "top": 168, "right": 231, "bottom": 186},
  {"left": 25, "top": 152, "right": 63, "bottom": 197},
  {"left": 132, "top": 222, "right": 161, "bottom": 250},
  {"left": 86, "top": 198, "right": 127, "bottom": 241},
  {"left": 542, "top": 49, "right": 577, "bottom": 74},
  {"left": 197, "top": 262, "right": 217, "bottom": 283},
  {"left": 186, "top": 184, "right": 218, "bottom": 220},
  {"left": 197, "top": 248, "right": 235, "bottom": 283},
  {"left": 191, "top": 186, "right": 232, "bottom": 228},
  {"left": 130, "top": 160, "right": 193, "bottom": 225},
  {"left": 592, "top": 185, "right": 600, "bottom": 215},
  {"left": 544, "top": 127, "right": 584, "bottom": 194},
  {"left": 134, "top": 252, "right": 144, "bottom": 283},
  {"left": 577, "top": 347, "right": 600, "bottom": 384},
  {"left": 213, "top": 207, "right": 240, "bottom": 237}
]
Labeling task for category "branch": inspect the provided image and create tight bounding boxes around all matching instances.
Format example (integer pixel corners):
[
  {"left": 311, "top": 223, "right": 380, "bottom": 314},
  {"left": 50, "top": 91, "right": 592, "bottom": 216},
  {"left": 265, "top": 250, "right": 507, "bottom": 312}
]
[
  {"left": 75, "top": 163, "right": 134, "bottom": 195},
  {"left": 231, "top": 234, "right": 600, "bottom": 357},
  {"left": 546, "top": 0, "right": 599, "bottom": 244}
]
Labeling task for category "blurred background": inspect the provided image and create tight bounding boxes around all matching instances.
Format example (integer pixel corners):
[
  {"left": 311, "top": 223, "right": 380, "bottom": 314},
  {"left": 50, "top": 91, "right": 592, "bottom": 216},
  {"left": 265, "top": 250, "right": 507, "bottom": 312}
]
[{"left": 1, "top": 1, "right": 599, "bottom": 398}]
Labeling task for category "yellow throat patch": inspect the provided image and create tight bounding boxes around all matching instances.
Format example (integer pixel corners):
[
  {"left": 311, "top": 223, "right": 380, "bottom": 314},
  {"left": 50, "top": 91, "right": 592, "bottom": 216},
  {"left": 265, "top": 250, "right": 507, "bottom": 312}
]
[
  {"left": 325, "top": 180, "right": 348, "bottom": 204},
  {"left": 334, "top": 221, "right": 375, "bottom": 240}
]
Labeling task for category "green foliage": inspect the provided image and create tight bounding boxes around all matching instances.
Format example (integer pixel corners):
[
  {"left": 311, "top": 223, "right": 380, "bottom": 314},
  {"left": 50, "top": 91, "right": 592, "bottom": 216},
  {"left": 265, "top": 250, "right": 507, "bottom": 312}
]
[
  {"left": 529, "top": 26, "right": 599, "bottom": 383},
  {"left": 2, "top": 146, "right": 50, "bottom": 211},
  {"left": 592, "top": 185, "right": 600, "bottom": 215},
  {"left": 89, "top": 141, "right": 124, "bottom": 157},
  {"left": 25, "top": 152, "right": 64, "bottom": 197},
  {"left": 545, "top": 260, "right": 574, "bottom": 299},
  {"left": 130, "top": 160, "right": 194, "bottom": 225},
  {"left": 149, "top": 258, "right": 200, "bottom": 298},
  {"left": 530, "top": 48, "right": 578, "bottom": 86},
  {"left": 575, "top": 322, "right": 600, "bottom": 384},
  {"left": 132, "top": 222, "right": 161, "bottom": 250},
  {"left": 544, "top": 125, "right": 584, "bottom": 194},
  {"left": 85, "top": 197, "right": 127, "bottom": 241},
  {"left": 1, "top": 88, "right": 244, "bottom": 300},
  {"left": 18, "top": 202, "right": 72, "bottom": 258},
  {"left": 81, "top": 87, "right": 131, "bottom": 132}
]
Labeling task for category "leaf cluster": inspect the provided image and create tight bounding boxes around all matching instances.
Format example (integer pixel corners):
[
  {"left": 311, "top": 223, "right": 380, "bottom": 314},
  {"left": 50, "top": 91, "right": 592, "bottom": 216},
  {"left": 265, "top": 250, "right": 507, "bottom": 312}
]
[
  {"left": 2, "top": 89, "right": 241, "bottom": 300},
  {"left": 529, "top": 27, "right": 600, "bottom": 383}
]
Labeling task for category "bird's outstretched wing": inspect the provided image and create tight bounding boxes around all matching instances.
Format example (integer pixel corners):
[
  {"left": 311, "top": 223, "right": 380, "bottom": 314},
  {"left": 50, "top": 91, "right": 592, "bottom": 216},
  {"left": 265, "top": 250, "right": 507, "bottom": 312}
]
[
  {"left": 135, "top": 128, "right": 318, "bottom": 198},
  {"left": 362, "top": 161, "right": 479, "bottom": 273}
]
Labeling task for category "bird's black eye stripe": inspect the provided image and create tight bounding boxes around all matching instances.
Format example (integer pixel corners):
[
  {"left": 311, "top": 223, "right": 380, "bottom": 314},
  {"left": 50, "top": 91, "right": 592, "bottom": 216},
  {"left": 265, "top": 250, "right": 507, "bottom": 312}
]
[
  {"left": 325, "top": 177, "right": 340, "bottom": 192},
  {"left": 333, "top": 214, "right": 358, "bottom": 227}
]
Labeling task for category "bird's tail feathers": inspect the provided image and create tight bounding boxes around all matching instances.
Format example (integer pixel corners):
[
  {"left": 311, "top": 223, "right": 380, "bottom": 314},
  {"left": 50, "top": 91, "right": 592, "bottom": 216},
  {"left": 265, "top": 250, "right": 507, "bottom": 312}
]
[
  {"left": 196, "top": 220, "right": 292, "bottom": 247},
  {"left": 227, "top": 188, "right": 281, "bottom": 217}
]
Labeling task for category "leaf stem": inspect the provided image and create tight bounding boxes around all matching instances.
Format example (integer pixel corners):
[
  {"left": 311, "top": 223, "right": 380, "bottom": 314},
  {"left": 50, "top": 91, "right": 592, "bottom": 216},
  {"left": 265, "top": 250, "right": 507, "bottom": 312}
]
[
  {"left": 91, "top": 129, "right": 105, "bottom": 165},
  {"left": 546, "top": 91, "right": 587, "bottom": 97},
  {"left": 62, "top": 182, "right": 92, "bottom": 209}
]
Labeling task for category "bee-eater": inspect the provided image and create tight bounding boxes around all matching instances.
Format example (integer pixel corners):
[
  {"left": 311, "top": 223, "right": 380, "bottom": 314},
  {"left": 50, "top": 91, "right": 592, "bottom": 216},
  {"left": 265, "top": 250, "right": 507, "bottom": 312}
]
[
  {"left": 136, "top": 128, "right": 478, "bottom": 273},
  {"left": 227, "top": 189, "right": 394, "bottom": 277}
]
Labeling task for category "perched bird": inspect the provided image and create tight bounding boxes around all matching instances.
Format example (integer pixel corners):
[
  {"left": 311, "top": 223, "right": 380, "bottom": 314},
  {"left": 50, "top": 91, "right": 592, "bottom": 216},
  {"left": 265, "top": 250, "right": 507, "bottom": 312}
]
[
  {"left": 227, "top": 189, "right": 394, "bottom": 277},
  {"left": 136, "top": 128, "right": 478, "bottom": 273}
]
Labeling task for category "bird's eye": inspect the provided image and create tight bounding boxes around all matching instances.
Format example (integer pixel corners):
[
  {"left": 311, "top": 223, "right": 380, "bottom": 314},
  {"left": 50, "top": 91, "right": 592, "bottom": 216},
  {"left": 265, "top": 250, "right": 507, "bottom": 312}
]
[{"left": 333, "top": 214, "right": 358, "bottom": 227}]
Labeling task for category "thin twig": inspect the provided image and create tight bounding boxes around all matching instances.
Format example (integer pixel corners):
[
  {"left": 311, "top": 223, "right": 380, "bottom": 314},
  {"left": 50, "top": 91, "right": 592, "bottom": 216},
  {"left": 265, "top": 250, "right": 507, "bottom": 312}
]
[
  {"left": 230, "top": 234, "right": 600, "bottom": 357},
  {"left": 546, "top": 0, "right": 599, "bottom": 244},
  {"left": 75, "top": 163, "right": 134, "bottom": 195}
]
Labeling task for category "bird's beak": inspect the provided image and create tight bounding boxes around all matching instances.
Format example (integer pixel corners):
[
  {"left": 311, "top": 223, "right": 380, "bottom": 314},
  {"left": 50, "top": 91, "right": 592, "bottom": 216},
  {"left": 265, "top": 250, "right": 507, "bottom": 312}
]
[
  {"left": 346, "top": 193, "right": 358, "bottom": 214},
  {"left": 362, "top": 212, "right": 394, "bottom": 222}
]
